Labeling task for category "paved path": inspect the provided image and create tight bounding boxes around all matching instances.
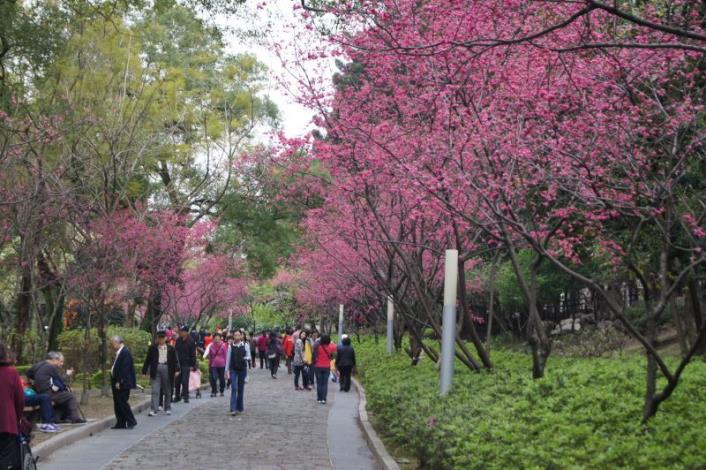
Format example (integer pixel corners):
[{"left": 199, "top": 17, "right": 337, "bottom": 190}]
[{"left": 40, "top": 367, "right": 377, "bottom": 470}]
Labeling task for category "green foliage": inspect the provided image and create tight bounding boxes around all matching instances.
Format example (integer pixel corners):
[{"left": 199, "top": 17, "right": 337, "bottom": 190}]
[
  {"left": 624, "top": 304, "right": 670, "bottom": 335},
  {"left": 495, "top": 250, "right": 573, "bottom": 313},
  {"left": 57, "top": 327, "right": 152, "bottom": 374},
  {"left": 5, "top": 328, "right": 45, "bottom": 364},
  {"left": 217, "top": 162, "right": 303, "bottom": 279},
  {"left": 251, "top": 303, "right": 283, "bottom": 331},
  {"left": 356, "top": 339, "right": 706, "bottom": 469},
  {"left": 197, "top": 357, "right": 209, "bottom": 377}
]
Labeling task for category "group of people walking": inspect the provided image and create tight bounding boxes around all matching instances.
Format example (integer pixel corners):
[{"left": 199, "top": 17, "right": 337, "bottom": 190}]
[
  {"left": 140, "top": 326, "right": 358, "bottom": 415},
  {"left": 251, "top": 329, "right": 357, "bottom": 403},
  {"left": 0, "top": 326, "right": 358, "bottom": 468}
]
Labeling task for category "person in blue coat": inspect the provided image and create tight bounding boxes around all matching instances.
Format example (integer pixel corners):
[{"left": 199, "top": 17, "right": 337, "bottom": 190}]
[{"left": 110, "top": 336, "right": 137, "bottom": 429}]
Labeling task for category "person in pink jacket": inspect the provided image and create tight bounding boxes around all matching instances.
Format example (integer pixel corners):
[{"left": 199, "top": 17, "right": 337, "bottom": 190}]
[{"left": 204, "top": 333, "right": 228, "bottom": 397}]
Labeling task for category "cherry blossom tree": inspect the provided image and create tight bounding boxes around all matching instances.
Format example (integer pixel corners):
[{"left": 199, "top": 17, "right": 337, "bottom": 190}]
[{"left": 283, "top": 0, "right": 705, "bottom": 418}]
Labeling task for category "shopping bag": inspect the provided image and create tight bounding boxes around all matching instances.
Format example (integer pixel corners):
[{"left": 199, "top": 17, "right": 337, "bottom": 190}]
[{"left": 188, "top": 369, "right": 202, "bottom": 393}]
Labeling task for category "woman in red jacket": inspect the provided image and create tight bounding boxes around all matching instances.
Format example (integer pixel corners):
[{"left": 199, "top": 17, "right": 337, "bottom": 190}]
[{"left": 0, "top": 342, "right": 24, "bottom": 469}]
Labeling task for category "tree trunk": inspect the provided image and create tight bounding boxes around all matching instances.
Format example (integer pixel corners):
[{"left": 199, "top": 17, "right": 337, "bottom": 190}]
[
  {"left": 12, "top": 266, "right": 32, "bottom": 364},
  {"left": 393, "top": 315, "right": 404, "bottom": 351},
  {"left": 141, "top": 291, "right": 162, "bottom": 334},
  {"left": 80, "top": 319, "right": 92, "bottom": 405},
  {"left": 125, "top": 301, "right": 134, "bottom": 328},
  {"left": 686, "top": 273, "right": 706, "bottom": 356},
  {"left": 408, "top": 331, "right": 422, "bottom": 365},
  {"left": 642, "top": 296, "right": 660, "bottom": 420},
  {"left": 486, "top": 256, "right": 498, "bottom": 350},
  {"left": 458, "top": 260, "right": 492, "bottom": 368},
  {"left": 643, "top": 241, "right": 665, "bottom": 420},
  {"left": 527, "top": 307, "right": 551, "bottom": 378},
  {"left": 45, "top": 289, "right": 64, "bottom": 353},
  {"left": 97, "top": 308, "right": 110, "bottom": 397},
  {"left": 504, "top": 237, "right": 551, "bottom": 378},
  {"left": 670, "top": 298, "right": 689, "bottom": 357}
]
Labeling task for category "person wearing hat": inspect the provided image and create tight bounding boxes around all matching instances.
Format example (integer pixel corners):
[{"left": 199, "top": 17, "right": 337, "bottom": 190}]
[
  {"left": 336, "top": 335, "right": 356, "bottom": 393},
  {"left": 174, "top": 326, "right": 196, "bottom": 403},
  {"left": 142, "top": 331, "right": 177, "bottom": 415}
]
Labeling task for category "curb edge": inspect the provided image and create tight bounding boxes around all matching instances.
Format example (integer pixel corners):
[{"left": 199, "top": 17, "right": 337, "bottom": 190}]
[
  {"left": 352, "top": 377, "right": 401, "bottom": 470},
  {"left": 32, "top": 395, "right": 152, "bottom": 462},
  {"left": 33, "top": 382, "right": 211, "bottom": 462}
]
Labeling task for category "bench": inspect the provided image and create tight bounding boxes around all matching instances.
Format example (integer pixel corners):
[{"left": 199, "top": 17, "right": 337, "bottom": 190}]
[{"left": 23, "top": 402, "right": 56, "bottom": 423}]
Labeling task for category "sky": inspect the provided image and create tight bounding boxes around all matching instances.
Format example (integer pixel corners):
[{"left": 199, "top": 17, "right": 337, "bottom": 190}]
[{"left": 213, "top": 0, "right": 337, "bottom": 139}]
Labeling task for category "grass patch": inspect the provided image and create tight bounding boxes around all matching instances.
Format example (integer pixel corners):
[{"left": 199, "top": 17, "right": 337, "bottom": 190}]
[{"left": 355, "top": 339, "right": 706, "bottom": 469}]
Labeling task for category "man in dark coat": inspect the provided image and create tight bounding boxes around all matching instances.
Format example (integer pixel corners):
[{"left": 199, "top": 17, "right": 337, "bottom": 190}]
[
  {"left": 336, "top": 335, "right": 356, "bottom": 392},
  {"left": 27, "top": 351, "right": 84, "bottom": 423},
  {"left": 174, "top": 325, "right": 196, "bottom": 403},
  {"left": 110, "top": 336, "right": 137, "bottom": 429},
  {"left": 142, "top": 331, "right": 177, "bottom": 416}
]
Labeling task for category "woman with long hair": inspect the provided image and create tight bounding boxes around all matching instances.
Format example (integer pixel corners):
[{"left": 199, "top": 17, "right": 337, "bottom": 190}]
[
  {"left": 313, "top": 335, "right": 336, "bottom": 404},
  {"left": 293, "top": 330, "right": 314, "bottom": 391}
]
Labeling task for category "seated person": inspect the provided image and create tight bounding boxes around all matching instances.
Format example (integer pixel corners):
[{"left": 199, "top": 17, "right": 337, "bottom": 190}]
[
  {"left": 26, "top": 352, "right": 85, "bottom": 424},
  {"left": 22, "top": 377, "right": 60, "bottom": 433}
]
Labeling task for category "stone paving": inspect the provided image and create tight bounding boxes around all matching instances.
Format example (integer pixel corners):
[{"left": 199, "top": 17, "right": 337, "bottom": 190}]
[{"left": 98, "top": 366, "right": 375, "bottom": 470}]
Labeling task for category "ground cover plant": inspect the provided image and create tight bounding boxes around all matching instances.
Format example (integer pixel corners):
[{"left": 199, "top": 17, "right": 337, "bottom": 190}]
[{"left": 355, "top": 339, "right": 706, "bottom": 469}]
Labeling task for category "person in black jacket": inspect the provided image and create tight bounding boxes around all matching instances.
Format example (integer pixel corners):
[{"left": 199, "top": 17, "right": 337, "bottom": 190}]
[
  {"left": 110, "top": 336, "right": 137, "bottom": 429},
  {"left": 174, "top": 326, "right": 196, "bottom": 403},
  {"left": 142, "top": 331, "right": 177, "bottom": 416},
  {"left": 27, "top": 352, "right": 84, "bottom": 423},
  {"left": 267, "top": 331, "right": 282, "bottom": 379},
  {"left": 336, "top": 335, "right": 356, "bottom": 392}
]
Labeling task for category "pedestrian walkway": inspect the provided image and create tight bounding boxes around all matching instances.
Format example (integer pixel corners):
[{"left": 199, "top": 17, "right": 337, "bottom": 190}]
[{"left": 39, "top": 368, "right": 377, "bottom": 469}]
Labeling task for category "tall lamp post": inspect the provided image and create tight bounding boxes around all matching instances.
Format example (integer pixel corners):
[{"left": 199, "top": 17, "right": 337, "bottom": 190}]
[
  {"left": 386, "top": 295, "right": 394, "bottom": 355},
  {"left": 440, "top": 249, "right": 458, "bottom": 396},
  {"left": 338, "top": 304, "right": 344, "bottom": 341}
]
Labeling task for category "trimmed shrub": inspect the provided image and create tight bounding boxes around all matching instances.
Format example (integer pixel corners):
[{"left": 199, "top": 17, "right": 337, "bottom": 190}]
[{"left": 57, "top": 327, "right": 151, "bottom": 376}]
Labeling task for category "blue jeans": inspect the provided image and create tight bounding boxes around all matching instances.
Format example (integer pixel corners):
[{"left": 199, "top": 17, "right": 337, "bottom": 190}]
[
  {"left": 25, "top": 393, "right": 56, "bottom": 424},
  {"left": 315, "top": 367, "right": 330, "bottom": 402},
  {"left": 229, "top": 369, "right": 247, "bottom": 412},
  {"left": 209, "top": 366, "right": 225, "bottom": 394}
]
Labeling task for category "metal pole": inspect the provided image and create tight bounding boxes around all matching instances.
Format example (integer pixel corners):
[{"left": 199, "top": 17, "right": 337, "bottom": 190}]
[
  {"left": 440, "top": 249, "right": 459, "bottom": 396},
  {"left": 338, "top": 304, "right": 344, "bottom": 341},
  {"left": 386, "top": 295, "right": 394, "bottom": 355}
]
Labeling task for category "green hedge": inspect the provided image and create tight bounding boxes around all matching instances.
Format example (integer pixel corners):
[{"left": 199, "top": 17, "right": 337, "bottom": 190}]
[
  {"left": 57, "top": 327, "right": 152, "bottom": 375},
  {"left": 15, "top": 364, "right": 33, "bottom": 376},
  {"left": 356, "top": 339, "right": 706, "bottom": 469}
]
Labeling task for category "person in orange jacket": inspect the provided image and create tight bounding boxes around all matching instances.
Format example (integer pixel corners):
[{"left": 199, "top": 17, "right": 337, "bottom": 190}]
[{"left": 282, "top": 328, "right": 295, "bottom": 375}]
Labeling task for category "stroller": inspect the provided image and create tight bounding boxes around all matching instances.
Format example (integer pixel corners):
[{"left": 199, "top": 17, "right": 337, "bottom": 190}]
[
  {"left": 4, "top": 418, "right": 37, "bottom": 470},
  {"left": 19, "top": 434, "right": 36, "bottom": 470},
  {"left": 188, "top": 369, "right": 202, "bottom": 399}
]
